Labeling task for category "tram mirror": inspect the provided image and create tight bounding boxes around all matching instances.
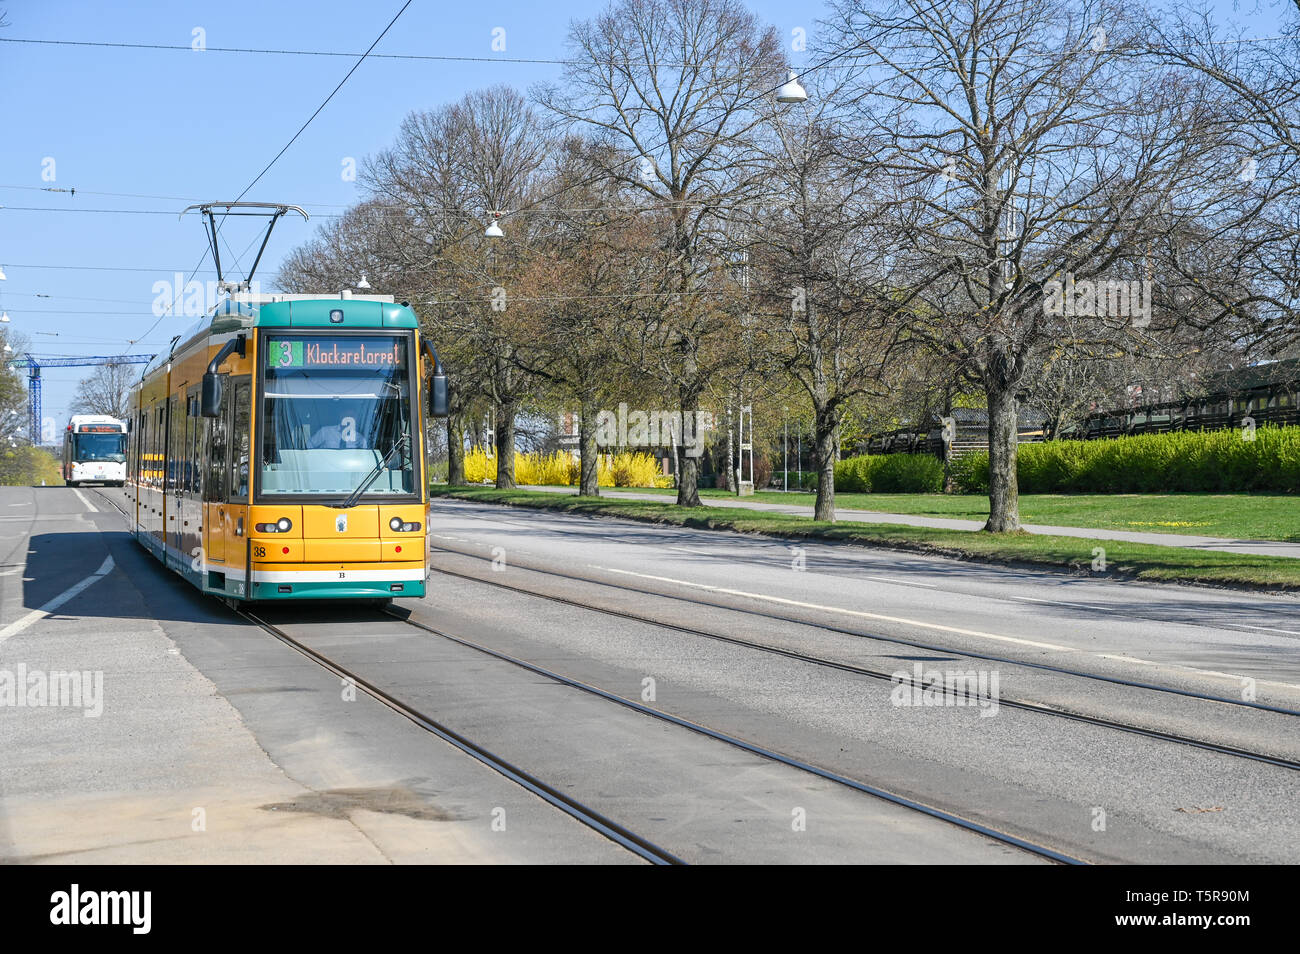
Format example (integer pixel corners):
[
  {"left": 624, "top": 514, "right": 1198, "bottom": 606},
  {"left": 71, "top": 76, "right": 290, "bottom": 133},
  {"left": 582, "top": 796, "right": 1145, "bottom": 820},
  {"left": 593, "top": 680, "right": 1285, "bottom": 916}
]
[
  {"left": 429, "top": 374, "right": 448, "bottom": 419},
  {"left": 201, "top": 373, "right": 224, "bottom": 418}
]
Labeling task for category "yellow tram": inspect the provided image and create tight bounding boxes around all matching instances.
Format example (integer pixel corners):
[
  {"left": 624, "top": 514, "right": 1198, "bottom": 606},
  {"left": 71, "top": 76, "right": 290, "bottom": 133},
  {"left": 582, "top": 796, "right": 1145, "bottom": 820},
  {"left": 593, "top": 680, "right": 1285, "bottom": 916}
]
[{"left": 127, "top": 292, "right": 447, "bottom": 603}]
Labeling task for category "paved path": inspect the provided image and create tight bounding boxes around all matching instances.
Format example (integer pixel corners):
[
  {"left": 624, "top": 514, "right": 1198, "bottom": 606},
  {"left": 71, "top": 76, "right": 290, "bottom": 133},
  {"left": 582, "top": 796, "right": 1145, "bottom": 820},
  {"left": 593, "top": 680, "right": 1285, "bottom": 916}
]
[{"left": 526, "top": 486, "right": 1300, "bottom": 559}]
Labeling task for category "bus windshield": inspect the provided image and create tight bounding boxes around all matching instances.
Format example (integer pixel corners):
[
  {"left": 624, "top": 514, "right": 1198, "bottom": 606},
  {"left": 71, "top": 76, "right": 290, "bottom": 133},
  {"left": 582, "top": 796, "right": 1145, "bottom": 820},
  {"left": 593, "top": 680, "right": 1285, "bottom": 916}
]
[
  {"left": 73, "top": 432, "right": 126, "bottom": 463},
  {"left": 258, "top": 334, "right": 417, "bottom": 499}
]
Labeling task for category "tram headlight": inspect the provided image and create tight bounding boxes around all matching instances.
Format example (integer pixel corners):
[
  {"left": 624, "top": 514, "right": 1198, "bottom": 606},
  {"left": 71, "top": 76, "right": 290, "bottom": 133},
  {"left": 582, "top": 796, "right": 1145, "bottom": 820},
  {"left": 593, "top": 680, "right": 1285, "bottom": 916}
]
[
  {"left": 254, "top": 517, "right": 293, "bottom": 533},
  {"left": 389, "top": 517, "right": 421, "bottom": 532}
]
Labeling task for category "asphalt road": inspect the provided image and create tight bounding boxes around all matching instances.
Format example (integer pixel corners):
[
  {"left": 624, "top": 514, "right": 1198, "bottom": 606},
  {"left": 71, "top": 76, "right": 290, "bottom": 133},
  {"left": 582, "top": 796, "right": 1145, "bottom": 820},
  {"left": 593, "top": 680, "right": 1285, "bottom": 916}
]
[
  {"left": 529, "top": 486, "right": 1300, "bottom": 558},
  {"left": 1, "top": 486, "right": 1297, "bottom": 863}
]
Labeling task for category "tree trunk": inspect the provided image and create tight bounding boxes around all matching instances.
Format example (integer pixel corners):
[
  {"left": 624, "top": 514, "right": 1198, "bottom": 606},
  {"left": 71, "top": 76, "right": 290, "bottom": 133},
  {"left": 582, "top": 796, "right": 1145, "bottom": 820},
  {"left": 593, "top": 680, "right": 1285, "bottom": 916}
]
[
  {"left": 675, "top": 378, "right": 702, "bottom": 506},
  {"left": 812, "top": 402, "right": 837, "bottom": 522},
  {"left": 447, "top": 412, "right": 466, "bottom": 486},
  {"left": 578, "top": 394, "right": 599, "bottom": 497},
  {"left": 984, "top": 383, "right": 1021, "bottom": 532},
  {"left": 675, "top": 394, "right": 701, "bottom": 507},
  {"left": 494, "top": 402, "right": 516, "bottom": 489}
]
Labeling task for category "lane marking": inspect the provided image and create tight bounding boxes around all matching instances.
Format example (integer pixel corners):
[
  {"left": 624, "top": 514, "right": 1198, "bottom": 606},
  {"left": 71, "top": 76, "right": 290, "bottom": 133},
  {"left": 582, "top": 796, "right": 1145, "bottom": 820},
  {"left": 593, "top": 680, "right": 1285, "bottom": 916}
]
[
  {"left": 447, "top": 501, "right": 1300, "bottom": 636},
  {"left": 72, "top": 489, "right": 98, "bottom": 513},
  {"left": 865, "top": 575, "right": 937, "bottom": 588},
  {"left": 0, "top": 515, "right": 87, "bottom": 522},
  {"left": 589, "top": 563, "right": 1300, "bottom": 691},
  {"left": 0, "top": 555, "right": 115, "bottom": 647},
  {"left": 591, "top": 564, "right": 1071, "bottom": 651}
]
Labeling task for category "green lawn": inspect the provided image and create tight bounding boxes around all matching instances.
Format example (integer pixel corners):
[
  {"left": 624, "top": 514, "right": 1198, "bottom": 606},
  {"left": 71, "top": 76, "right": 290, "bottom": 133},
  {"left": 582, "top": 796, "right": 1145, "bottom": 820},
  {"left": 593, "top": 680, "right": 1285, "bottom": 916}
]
[
  {"left": 583, "top": 486, "right": 1300, "bottom": 542},
  {"left": 432, "top": 487, "right": 1300, "bottom": 592}
]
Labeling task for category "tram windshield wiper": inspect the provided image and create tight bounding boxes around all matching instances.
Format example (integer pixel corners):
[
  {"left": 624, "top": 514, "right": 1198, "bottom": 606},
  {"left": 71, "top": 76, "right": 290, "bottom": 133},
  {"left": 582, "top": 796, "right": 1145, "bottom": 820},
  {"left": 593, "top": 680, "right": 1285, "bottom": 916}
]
[{"left": 332, "top": 433, "right": 409, "bottom": 510}]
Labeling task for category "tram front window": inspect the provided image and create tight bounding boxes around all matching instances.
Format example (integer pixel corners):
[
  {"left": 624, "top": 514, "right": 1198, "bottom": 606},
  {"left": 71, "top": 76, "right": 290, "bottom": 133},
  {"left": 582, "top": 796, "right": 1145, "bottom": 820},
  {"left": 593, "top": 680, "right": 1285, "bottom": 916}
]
[
  {"left": 73, "top": 433, "right": 126, "bottom": 463},
  {"left": 259, "top": 335, "right": 417, "bottom": 498}
]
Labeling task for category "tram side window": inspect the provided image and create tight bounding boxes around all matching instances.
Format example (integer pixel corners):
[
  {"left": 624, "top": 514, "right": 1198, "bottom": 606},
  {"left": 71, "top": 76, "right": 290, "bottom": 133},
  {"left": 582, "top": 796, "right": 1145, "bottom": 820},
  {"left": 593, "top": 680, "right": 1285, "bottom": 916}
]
[
  {"left": 167, "top": 395, "right": 182, "bottom": 492},
  {"left": 154, "top": 405, "right": 165, "bottom": 488},
  {"left": 205, "top": 396, "right": 227, "bottom": 502},
  {"left": 188, "top": 395, "right": 202, "bottom": 497},
  {"left": 137, "top": 410, "right": 145, "bottom": 484},
  {"left": 231, "top": 379, "right": 251, "bottom": 500}
]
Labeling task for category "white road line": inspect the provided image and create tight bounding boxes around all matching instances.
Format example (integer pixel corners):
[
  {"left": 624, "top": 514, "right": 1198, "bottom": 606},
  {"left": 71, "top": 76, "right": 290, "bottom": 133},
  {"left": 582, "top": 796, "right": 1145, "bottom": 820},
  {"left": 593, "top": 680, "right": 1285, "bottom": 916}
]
[
  {"left": 72, "top": 489, "right": 98, "bottom": 513},
  {"left": 591, "top": 564, "right": 1072, "bottom": 651},
  {"left": 865, "top": 575, "right": 937, "bottom": 588},
  {"left": 589, "top": 563, "right": 1300, "bottom": 691},
  {"left": 0, "top": 555, "right": 115, "bottom": 647}
]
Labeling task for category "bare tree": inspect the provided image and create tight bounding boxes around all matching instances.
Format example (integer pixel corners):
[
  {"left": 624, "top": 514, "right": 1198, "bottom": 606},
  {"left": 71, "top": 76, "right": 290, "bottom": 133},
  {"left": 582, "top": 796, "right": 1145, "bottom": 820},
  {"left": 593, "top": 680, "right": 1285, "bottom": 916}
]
[
  {"left": 746, "top": 75, "right": 915, "bottom": 520},
  {"left": 72, "top": 361, "right": 136, "bottom": 420},
  {"left": 826, "top": 0, "right": 1246, "bottom": 530},
  {"left": 536, "top": 0, "right": 787, "bottom": 505},
  {"left": 0, "top": 330, "right": 27, "bottom": 447}
]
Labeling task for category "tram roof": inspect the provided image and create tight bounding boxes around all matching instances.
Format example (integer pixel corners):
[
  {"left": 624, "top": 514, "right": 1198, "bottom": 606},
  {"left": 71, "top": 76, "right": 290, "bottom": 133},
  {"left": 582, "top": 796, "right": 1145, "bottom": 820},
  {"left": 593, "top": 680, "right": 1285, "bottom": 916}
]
[{"left": 147, "top": 293, "right": 422, "bottom": 376}]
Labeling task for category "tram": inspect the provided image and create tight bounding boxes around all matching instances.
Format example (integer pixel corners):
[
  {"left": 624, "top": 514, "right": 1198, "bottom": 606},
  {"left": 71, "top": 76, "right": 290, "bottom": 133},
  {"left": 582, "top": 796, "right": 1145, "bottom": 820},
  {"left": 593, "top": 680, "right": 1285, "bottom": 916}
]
[
  {"left": 63, "top": 414, "right": 128, "bottom": 487},
  {"left": 126, "top": 291, "right": 448, "bottom": 604}
]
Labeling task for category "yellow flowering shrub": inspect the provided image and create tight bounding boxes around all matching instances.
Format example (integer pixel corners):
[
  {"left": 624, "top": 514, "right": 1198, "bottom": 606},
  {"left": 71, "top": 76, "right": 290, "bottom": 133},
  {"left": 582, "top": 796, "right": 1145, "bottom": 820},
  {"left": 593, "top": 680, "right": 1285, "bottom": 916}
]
[{"left": 460, "top": 448, "right": 671, "bottom": 488}]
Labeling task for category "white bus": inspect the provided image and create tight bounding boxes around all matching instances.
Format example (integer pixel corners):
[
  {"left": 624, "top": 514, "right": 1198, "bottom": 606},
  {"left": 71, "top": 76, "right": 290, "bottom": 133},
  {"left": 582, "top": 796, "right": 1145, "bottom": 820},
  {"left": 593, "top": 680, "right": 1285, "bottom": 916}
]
[{"left": 62, "top": 414, "right": 128, "bottom": 487}]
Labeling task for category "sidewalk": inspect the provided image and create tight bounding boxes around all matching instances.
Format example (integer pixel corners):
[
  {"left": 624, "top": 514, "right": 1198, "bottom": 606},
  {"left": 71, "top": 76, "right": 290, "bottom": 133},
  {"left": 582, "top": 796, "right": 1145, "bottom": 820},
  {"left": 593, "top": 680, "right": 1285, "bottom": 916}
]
[{"left": 527, "top": 487, "right": 1300, "bottom": 559}]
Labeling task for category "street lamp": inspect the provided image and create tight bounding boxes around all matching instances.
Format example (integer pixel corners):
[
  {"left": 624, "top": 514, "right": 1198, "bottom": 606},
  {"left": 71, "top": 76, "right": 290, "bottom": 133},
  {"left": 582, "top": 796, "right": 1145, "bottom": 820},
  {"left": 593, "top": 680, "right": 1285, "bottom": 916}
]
[
  {"left": 355, "top": 274, "right": 371, "bottom": 290},
  {"left": 776, "top": 71, "right": 808, "bottom": 104},
  {"left": 0, "top": 265, "right": 7, "bottom": 280},
  {"left": 485, "top": 215, "right": 504, "bottom": 239}
]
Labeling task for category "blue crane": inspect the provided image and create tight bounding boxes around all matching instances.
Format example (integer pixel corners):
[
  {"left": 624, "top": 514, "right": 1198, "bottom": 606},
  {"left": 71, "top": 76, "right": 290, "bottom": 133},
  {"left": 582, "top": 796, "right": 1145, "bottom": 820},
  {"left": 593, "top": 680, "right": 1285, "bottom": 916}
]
[{"left": 6, "top": 353, "right": 155, "bottom": 444}]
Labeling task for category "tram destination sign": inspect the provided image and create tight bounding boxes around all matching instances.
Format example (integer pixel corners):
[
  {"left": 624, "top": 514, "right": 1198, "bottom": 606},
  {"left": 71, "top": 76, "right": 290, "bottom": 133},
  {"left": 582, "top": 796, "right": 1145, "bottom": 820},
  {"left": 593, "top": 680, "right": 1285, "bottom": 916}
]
[{"left": 267, "top": 337, "right": 406, "bottom": 370}]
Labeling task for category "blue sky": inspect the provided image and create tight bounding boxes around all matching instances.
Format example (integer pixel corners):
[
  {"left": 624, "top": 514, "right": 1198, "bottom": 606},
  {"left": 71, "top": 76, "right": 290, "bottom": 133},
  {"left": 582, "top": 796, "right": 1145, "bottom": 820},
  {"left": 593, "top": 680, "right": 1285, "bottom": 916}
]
[{"left": 0, "top": 0, "right": 1280, "bottom": 425}]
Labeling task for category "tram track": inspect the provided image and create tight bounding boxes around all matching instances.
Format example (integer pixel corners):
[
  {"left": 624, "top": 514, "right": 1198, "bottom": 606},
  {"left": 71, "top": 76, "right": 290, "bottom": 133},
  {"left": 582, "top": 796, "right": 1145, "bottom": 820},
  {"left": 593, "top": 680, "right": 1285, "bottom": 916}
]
[
  {"left": 239, "top": 607, "right": 685, "bottom": 865},
  {"left": 236, "top": 601, "right": 1089, "bottom": 864},
  {"left": 427, "top": 540, "right": 1300, "bottom": 716},
  {"left": 425, "top": 544, "right": 1300, "bottom": 770},
  {"left": 378, "top": 604, "right": 1087, "bottom": 863}
]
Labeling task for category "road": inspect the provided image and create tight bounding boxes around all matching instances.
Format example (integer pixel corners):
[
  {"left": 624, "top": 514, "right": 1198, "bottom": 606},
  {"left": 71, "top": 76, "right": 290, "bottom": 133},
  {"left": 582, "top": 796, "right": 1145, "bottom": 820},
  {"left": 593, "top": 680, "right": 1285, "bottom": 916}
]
[
  {"left": 528, "top": 486, "right": 1300, "bottom": 558},
  {"left": 1, "top": 486, "right": 1298, "bottom": 863}
]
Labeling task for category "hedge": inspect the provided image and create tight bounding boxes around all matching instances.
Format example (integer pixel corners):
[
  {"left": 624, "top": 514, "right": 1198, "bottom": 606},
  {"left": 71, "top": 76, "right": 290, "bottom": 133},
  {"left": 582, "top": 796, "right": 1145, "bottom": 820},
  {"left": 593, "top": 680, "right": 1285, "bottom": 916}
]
[
  {"left": 834, "top": 453, "right": 945, "bottom": 494},
  {"left": 951, "top": 425, "right": 1300, "bottom": 494}
]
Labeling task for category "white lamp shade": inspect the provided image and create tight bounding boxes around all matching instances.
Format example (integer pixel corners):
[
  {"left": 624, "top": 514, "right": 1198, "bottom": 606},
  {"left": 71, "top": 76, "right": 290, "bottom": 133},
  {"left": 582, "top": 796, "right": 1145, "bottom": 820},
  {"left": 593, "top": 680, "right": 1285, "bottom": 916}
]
[
  {"left": 776, "top": 71, "right": 808, "bottom": 104},
  {"left": 485, "top": 219, "right": 504, "bottom": 238},
  {"left": 356, "top": 274, "right": 371, "bottom": 289}
]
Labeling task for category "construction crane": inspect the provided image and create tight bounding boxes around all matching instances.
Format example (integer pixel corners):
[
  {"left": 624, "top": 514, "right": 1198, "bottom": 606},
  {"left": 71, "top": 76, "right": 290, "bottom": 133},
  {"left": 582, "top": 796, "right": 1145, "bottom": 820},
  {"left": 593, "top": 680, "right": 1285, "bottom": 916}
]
[{"left": 6, "top": 353, "right": 154, "bottom": 445}]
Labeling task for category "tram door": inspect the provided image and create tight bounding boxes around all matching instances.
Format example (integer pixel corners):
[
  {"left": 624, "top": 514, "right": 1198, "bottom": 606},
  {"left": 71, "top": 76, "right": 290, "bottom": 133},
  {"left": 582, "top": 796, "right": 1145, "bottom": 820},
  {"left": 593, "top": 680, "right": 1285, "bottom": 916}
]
[
  {"left": 179, "top": 388, "right": 203, "bottom": 578},
  {"left": 227, "top": 379, "right": 252, "bottom": 585},
  {"left": 204, "top": 383, "right": 230, "bottom": 571},
  {"left": 167, "top": 392, "right": 184, "bottom": 569}
]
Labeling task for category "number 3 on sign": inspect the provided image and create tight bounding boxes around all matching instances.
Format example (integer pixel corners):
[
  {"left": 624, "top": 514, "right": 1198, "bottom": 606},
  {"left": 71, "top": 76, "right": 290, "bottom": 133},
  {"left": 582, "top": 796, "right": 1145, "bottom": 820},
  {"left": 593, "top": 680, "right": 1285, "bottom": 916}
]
[{"left": 278, "top": 341, "right": 293, "bottom": 366}]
